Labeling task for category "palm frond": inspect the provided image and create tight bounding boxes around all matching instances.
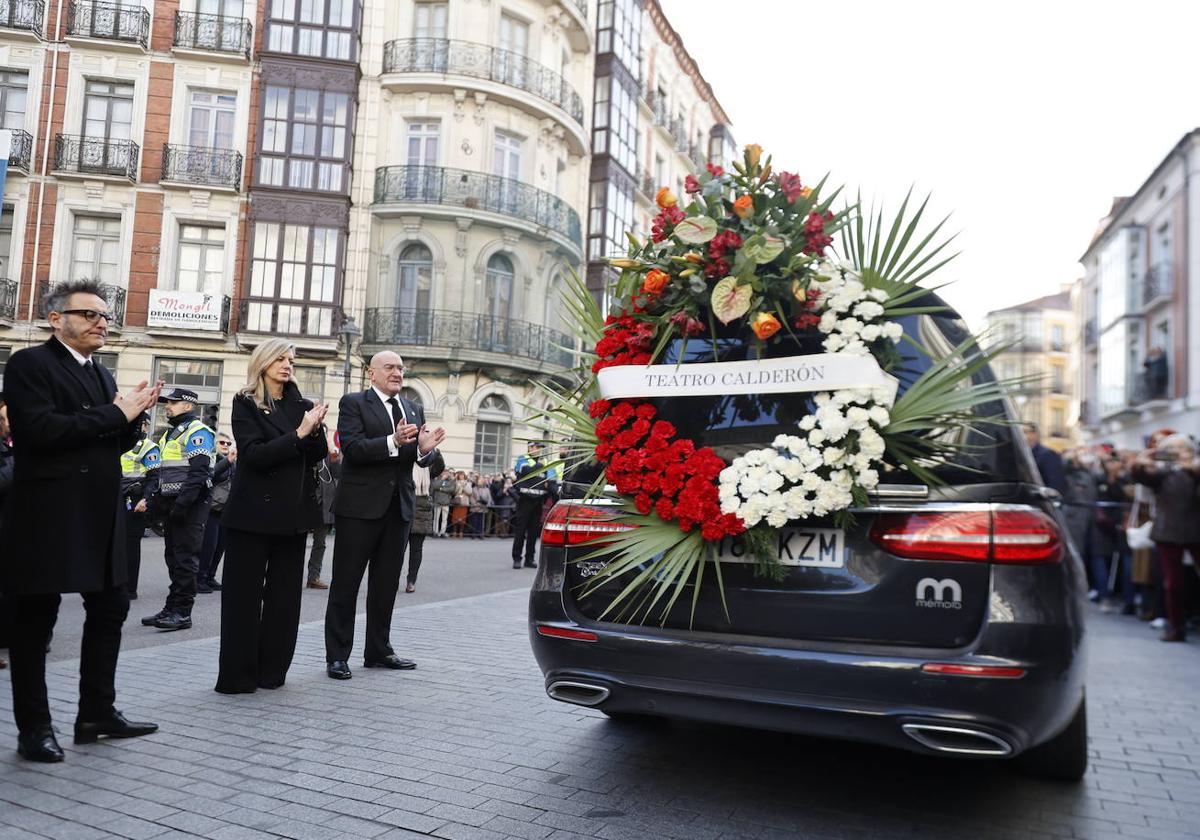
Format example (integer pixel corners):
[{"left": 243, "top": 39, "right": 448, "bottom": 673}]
[{"left": 841, "top": 191, "right": 960, "bottom": 298}]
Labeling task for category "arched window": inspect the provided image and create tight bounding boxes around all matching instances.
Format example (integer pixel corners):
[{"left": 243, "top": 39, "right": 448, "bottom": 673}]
[
  {"left": 485, "top": 253, "right": 514, "bottom": 351},
  {"left": 400, "top": 386, "right": 423, "bottom": 407},
  {"left": 397, "top": 243, "right": 432, "bottom": 311},
  {"left": 474, "top": 394, "right": 512, "bottom": 473}
]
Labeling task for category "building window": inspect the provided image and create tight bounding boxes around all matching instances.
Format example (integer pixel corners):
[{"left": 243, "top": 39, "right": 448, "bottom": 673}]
[
  {"left": 400, "top": 386, "right": 422, "bottom": 407},
  {"left": 247, "top": 221, "right": 339, "bottom": 336},
  {"left": 1050, "top": 364, "right": 1065, "bottom": 394},
  {"left": 266, "top": 0, "right": 355, "bottom": 61},
  {"left": 1050, "top": 407, "right": 1065, "bottom": 437},
  {"left": 70, "top": 216, "right": 122, "bottom": 285},
  {"left": 187, "top": 90, "right": 237, "bottom": 150},
  {"left": 176, "top": 224, "right": 225, "bottom": 293},
  {"left": 0, "top": 71, "right": 28, "bottom": 131},
  {"left": 413, "top": 2, "right": 447, "bottom": 38},
  {"left": 485, "top": 254, "right": 514, "bottom": 352},
  {"left": 587, "top": 178, "right": 635, "bottom": 262},
  {"left": 405, "top": 120, "right": 439, "bottom": 166},
  {"left": 473, "top": 394, "right": 511, "bottom": 473},
  {"left": 1050, "top": 324, "right": 1064, "bottom": 352},
  {"left": 0, "top": 346, "right": 9, "bottom": 389},
  {"left": 83, "top": 80, "right": 134, "bottom": 141},
  {"left": 597, "top": 0, "right": 640, "bottom": 69},
  {"left": 293, "top": 365, "right": 325, "bottom": 402},
  {"left": 0, "top": 205, "right": 13, "bottom": 278},
  {"left": 396, "top": 243, "right": 432, "bottom": 310},
  {"left": 591, "top": 74, "right": 637, "bottom": 174},
  {"left": 152, "top": 357, "right": 223, "bottom": 430},
  {"left": 257, "top": 85, "right": 350, "bottom": 193}
]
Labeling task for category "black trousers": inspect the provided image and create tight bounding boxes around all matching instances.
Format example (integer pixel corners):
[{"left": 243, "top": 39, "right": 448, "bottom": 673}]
[
  {"left": 124, "top": 508, "right": 147, "bottom": 596},
  {"left": 198, "top": 512, "right": 225, "bottom": 584},
  {"left": 307, "top": 522, "right": 332, "bottom": 582},
  {"left": 162, "top": 499, "right": 209, "bottom": 616},
  {"left": 404, "top": 533, "right": 426, "bottom": 584},
  {"left": 325, "top": 496, "right": 411, "bottom": 663},
  {"left": 511, "top": 500, "right": 545, "bottom": 563},
  {"left": 8, "top": 586, "right": 130, "bottom": 733},
  {"left": 215, "top": 528, "right": 306, "bottom": 693}
]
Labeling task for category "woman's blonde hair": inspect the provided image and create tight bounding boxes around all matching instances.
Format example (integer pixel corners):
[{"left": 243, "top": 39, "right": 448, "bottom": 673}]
[{"left": 240, "top": 338, "right": 296, "bottom": 407}]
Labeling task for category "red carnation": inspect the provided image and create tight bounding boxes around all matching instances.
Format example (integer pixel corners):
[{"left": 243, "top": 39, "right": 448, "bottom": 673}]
[
  {"left": 684, "top": 174, "right": 701, "bottom": 194},
  {"left": 778, "top": 171, "right": 805, "bottom": 203},
  {"left": 706, "top": 163, "right": 724, "bottom": 178}
]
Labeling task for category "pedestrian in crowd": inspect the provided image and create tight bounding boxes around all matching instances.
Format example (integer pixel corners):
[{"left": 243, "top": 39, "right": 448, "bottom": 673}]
[
  {"left": 307, "top": 439, "right": 341, "bottom": 589},
  {"left": 323, "top": 351, "right": 445, "bottom": 681},
  {"left": 1062, "top": 448, "right": 1100, "bottom": 598},
  {"left": 1131, "top": 433, "right": 1200, "bottom": 642},
  {"left": 432, "top": 468, "right": 455, "bottom": 537},
  {"left": 1094, "top": 455, "right": 1136, "bottom": 613},
  {"left": 0, "top": 393, "right": 13, "bottom": 670},
  {"left": 450, "top": 470, "right": 471, "bottom": 538},
  {"left": 215, "top": 339, "right": 329, "bottom": 694},
  {"left": 0, "top": 279, "right": 160, "bottom": 762},
  {"left": 141, "top": 388, "right": 214, "bottom": 632},
  {"left": 469, "top": 474, "right": 491, "bottom": 538},
  {"left": 511, "top": 442, "right": 557, "bottom": 569},
  {"left": 492, "top": 474, "right": 515, "bottom": 537},
  {"left": 1024, "top": 422, "right": 1067, "bottom": 496},
  {"left": 119, "top": 418, "right": 161, "bottom": 600},
  {"left": 197, "top": 433, "right": 235, "bottom": 593},
  {"left": 403, "top": 461, "right": 444, "bottom": 593}
]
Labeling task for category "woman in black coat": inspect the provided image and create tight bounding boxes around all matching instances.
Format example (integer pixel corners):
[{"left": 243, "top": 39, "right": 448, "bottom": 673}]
[{"left": 216, "top": 338, "right": 328, "bottom": 693}]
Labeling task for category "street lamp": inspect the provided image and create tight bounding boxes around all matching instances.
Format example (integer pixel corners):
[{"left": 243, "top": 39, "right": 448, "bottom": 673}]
[{"left": 340, "top": 315, "right": 361, "bottom": 388}]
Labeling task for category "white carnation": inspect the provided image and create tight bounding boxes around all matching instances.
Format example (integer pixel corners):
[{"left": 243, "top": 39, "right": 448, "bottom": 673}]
[
  {"left": 869, "top": 288, "right": 889, "bottom": 302},
  {"left": 798, "top": 415, "right": 817, "bottom": 431},
  {"left": 869, "top": 406, "right": 891, "bottom": 427},
  {"left": 883, "top": 322, "right": 904, "bottom": 342},
  {"left": 818, "top": 311, "right": 839, "bottom": 333},
  {"left": 860, "top": 324, "right": 882, "bottom": 342},
  {"left": 808, "top": 429, "right": 826, "bottom": 446},
  {"left": 823, "top": 447, "right": 845, "bottom": 466}
]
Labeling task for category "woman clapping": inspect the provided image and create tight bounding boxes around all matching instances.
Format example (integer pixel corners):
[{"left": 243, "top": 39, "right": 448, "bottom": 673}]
[{"left": 216, "top": 339, "right": 328, "bottom": 692}]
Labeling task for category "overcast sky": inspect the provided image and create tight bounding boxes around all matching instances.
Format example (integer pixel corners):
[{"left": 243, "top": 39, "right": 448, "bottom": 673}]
[{"left": 657, "top": 0, "right": 1200, "bottom": 328}]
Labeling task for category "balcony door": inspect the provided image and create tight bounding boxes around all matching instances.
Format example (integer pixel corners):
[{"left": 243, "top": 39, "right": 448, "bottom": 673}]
[
  {"left": 492, "top": 131, "right": 522, "bottom": 214},
  {"left": 497, "top": 14, "right": 528, "bottom": 88},
  {"left": 394, "top": 243, "right": 433, "bottom": 343},
  {"left": 0, "top": 70, "right": 27, "bottom": 131},
  {"left": 83, "top": 80, "right": 134, "bottom": 173},
  {"left": 404, "top": 120, "right": 439, "bottom": 200},
  {"left": 70, "top": 215, "right": 122, "bottom": 286},
  {"left": 186, "top": 90, "right": 237, "bottom": 181},
  {"left": 485, "top": 253, "right": 514, "bottom": 352},
  {"left": 197, "top": 0, "right": 246, "bottom": 52},
  {"left": 413, "top": 2, "right": 448, "bottom": 71}
]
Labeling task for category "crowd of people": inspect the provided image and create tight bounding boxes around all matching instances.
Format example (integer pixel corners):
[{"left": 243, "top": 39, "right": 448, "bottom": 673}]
[
  {"left": 1032, "top": 423, "right": 1200, "bottom": 643},
  {"left": 0, "top": 279, "right": 563, "bottom": 763}
]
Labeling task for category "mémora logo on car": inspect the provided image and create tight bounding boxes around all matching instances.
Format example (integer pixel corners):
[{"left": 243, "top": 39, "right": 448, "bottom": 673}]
[{"left": 915, "top": 578, "right": 963, "bottom": 609}]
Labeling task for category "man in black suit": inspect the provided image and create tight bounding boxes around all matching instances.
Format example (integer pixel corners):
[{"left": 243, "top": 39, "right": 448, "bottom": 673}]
[
  {"left": 0, "top": 279, "right": 161, "bottom": 762},
  {"left": 1024, "top": 422, "right": 1067, "bottom": 496},
  {"left": 324, "top": 350, "right": 446, "bottom": 680}
]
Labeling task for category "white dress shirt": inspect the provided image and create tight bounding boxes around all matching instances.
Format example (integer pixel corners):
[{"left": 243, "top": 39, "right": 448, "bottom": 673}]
[
  {"left": 56, "top": 336, "right": 92, "bottom": 365},
  {"left": 371, "top": 386, "right": 436, "bottom": 462}
]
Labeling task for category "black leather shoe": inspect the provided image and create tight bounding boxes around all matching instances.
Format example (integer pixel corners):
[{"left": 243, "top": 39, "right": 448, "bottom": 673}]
[
  {"left": 523, "top": 561, "right": 538, "bottom": 569},
  {"left": 327, "top": 660, "right": 352, "bottom": 680},
  {"left": 153, "top": 612, "right": 192, "bottom": 631},
  {"left": 363, "top": 654, "right": 416, "bottom": 670},
  {"left": 17, "top": 727, "right": 64, "bottom": 762},
  {"left": 513, "top": 561, "right": 522, "bottom": 569},
  {"left": 206, "top": 579, "right": 222, "bottom": 591},
  {"left": 196, "top": 582, "right": 212, "bottom": 594},
  {"left": 74, "top": 710, "right": 158, "bottom": 744},
  {"left": 140, "top": 609, "right": 167, "bottom": 626}
]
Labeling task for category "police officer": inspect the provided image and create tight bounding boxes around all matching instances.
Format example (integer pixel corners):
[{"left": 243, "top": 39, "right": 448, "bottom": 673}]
[
  {"left": 141, "top": 388, "right": 214, "bottom": 631},
  {"left": 511, "top": 442, "right": 558, "bottom": 570},
  {"left": 119, "top": 419, "right": 160, "bottom": 600}
]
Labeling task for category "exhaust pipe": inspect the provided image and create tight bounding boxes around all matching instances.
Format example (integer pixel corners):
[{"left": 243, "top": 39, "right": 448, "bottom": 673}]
[
  {"left": 547, "top": 680, "right": 610, "bottom": 707},
  {"left": 901, "top": 723, "right": 1013, "bottom": 756}
]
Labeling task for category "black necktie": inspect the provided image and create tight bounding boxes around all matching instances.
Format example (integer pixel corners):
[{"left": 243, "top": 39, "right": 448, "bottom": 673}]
[
  {"left": 84, "top": 359, "right": 104, "bottom": 395},
  {"left": 387, "top": 396, "right": 404, "bottom": 430}
]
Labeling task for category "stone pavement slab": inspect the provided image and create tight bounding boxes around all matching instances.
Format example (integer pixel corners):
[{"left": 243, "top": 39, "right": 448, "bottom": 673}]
[{"left": 1, "top": 589, "right": 1199, "bottom": 839}]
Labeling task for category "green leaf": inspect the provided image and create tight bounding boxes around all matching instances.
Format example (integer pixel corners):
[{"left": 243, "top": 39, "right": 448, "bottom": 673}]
[{"left": 674, "top": 215, "right": 719, "bottom": 244}]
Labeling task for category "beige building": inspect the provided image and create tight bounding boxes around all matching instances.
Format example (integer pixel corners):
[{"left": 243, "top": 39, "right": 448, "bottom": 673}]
[{"left": 985, "top": 289, "right": 1075, "bottom": 452}]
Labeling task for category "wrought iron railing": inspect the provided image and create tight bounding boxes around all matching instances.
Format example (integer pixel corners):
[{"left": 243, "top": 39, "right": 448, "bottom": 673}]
[
  {"left": 646, "top": 91, "right": 669, "bottom": 128},
  {"left": 1143, "top": 261, "right": 1172, "bottom": 307},
  {"left": 1127, "top": 369, "right": 1169, "bottom": 405},
  {"left": 161, "top": 143, "right": 243, "bottom": 189},
  {"left": 1083, "top": 319, "right": 1097, "bottom": 347},
  {"left": 373, "top": 165, "right": 582, "bottom": 247},
  {"left": 54, "top": 134, "right": 139, "bottom": 180},
  {"left": 66, "top": 0, "right": 150, "bottom": 47},
  {"left": 688, "top": 142, "right": 707, "bottom": 169},
  {"left": 640, "top": 172, "right": 655, "bottom": 199},
  {"left": 382, "top": 38, "right": 584, "bottom": 127},
  {"left": 0, "top": 277, "right": 16, "bottom": 320},
  {"left": 237, "top": 298, "right": 339, "bottom": 339},
  {"left": 363, "top": 307, "right": 576, "bottom": 369},
  {"left": 672, "top": 120, "right": 689, "bottom": 152},
  {"left": 36, "top": 280, "right": 127, "bottom": 327},
  {"left": 0, "top": 0, "right": 44, "bottom": 36},
  {"left": 173, "top": 11, "right": 252, "bottom": 58},
  {"left": 7, "top": 128, "right": 32, "bottom": 172}
]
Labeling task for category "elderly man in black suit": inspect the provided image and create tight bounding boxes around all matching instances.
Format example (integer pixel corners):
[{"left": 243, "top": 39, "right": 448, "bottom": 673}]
[
  {"left": 324, "top": 350, "right": 446, "bottom": 680},
  {"left": 0, "top": 279, "right": 161, "bottom": 762}
]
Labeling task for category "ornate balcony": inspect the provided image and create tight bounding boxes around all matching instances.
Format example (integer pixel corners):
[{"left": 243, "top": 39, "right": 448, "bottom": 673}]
[
  {"left": 161, "top": 144, "right": 243, "bottom": 190},
  {"left": 373, "top": 165, "right": 582, "bottom": 249},
  {"left": 173, "top": 11, "right": 252, "bottom": 60},
  {"left": 36, "top": 280, "right": 127, "bottom": 327},
  {"left": 646, "top": 91, "right": 669, "bottom": 129},
  {"left": 381, "top": 38, "right": 584, "bottom": 128},
  {"left": 1083, "top": 318, "right": 1097, "bottom": 347},
  {"left": 362, "top": 307, "right": 576, "bottom": 369},
  {"left": 7, "top": 128, "right": 33, "bottom": 173},
  {"left": 1143, "top": 261, "right": 1172, "bottom": 308},
  {"left": 237, "top": 298, "right": 339, "bottom": 340},
  {"left": 0, "top": 0, "right": 45, "bottom": 38},
  {"left": 640, "top": 171, "right": 655, "bottom": 199},
  {"left": 54, "top": 134, "right": 139, "bottom": 180},
  {"left": 66, "top": 0, "right": 150, "bottom": 48},
  {"left": 0, "top": 277, "right": 16, "bottom": 321}
]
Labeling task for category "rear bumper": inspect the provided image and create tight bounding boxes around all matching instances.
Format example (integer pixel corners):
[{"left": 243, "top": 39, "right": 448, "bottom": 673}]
[{"left": 529, "top": 591, "right": 1084, "bottom": 758}]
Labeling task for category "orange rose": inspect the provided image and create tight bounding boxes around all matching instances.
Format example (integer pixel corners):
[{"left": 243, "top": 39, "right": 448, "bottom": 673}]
[
  {"left": 655, "top": 187, "right": 678, "bottom": 209},
  {"left": 641, "top": 269, "right": 670, "bottom": 296},
  {"left": 751, "top": 312, "right": 782, "bottom": 340},
  {"left": 733, "top": 194, "right": 754, "bottom": 218}
]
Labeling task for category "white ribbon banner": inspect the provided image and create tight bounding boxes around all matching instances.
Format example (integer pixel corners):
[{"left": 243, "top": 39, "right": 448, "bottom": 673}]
[{"left": 597, "top": 353, "right": 899, "bottom": 403}]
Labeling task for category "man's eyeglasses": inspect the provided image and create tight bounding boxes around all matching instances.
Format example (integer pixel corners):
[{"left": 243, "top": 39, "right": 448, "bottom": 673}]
[{"left": 60, "top": 309, "right": 113, "bottom": 323}]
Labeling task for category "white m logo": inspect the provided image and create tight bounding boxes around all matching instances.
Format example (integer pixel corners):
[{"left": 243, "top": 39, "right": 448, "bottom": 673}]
[{"left": 916, "top": 577, "right": 962, "bottom": 603}]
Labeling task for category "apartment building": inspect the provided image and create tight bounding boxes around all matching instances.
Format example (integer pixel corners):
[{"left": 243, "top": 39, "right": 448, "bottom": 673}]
[{"left": 1077, "top": 129, "right": 1200, "bottom": 449}]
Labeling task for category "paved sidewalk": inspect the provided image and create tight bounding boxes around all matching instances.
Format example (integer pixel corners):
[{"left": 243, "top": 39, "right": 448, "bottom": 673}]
[{"left": 1, "top": 590, "right": 1199, "bottom": 839}]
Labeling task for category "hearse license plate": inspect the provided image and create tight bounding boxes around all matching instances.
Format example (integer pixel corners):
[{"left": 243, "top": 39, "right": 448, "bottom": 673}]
[{"left": 716, "top": 528, "right": 845, "bottom": 568}]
